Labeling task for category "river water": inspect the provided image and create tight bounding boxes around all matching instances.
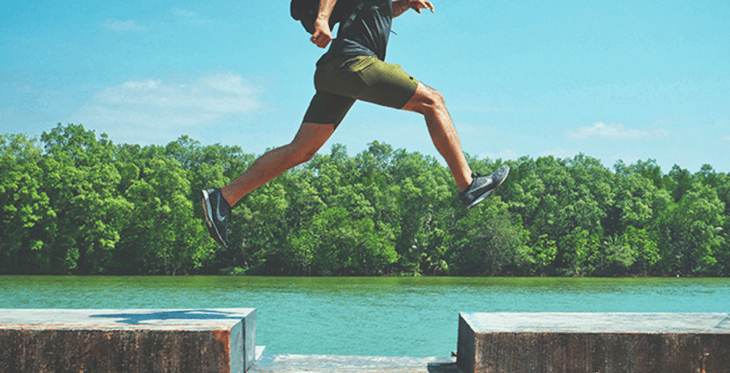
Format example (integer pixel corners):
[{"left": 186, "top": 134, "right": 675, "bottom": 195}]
[{"left": 1, "top": 276, "right": 728, "bottom": 357}]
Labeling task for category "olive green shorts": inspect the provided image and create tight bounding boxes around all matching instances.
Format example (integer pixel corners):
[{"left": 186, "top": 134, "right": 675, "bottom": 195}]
[{"left": 303, "top": 56, "right": 419, "bottom": 127}]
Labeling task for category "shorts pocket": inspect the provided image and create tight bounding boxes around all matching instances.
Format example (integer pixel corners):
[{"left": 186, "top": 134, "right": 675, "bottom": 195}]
[{"left": 342, "top": 56, "right": 377, "bottom": 74}]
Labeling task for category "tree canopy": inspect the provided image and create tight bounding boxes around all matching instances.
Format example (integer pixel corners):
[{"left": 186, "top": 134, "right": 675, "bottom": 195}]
[{"left": 1, "top": 124, "right": 728, "bottom": 276}]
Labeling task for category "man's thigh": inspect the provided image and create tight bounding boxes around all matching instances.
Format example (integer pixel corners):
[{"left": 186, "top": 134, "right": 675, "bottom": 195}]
[
  {"left": 352, "top": 57, "right": 419, "bottom": 109},
  {"left": 302, "top": 91, "right": 356, "bottom": 128},
  {"left": 315, "top": 56, "right": 420, "bottom": 109},
  {"left": 303, "top": 56, "right": 420, "bottom": 127}
]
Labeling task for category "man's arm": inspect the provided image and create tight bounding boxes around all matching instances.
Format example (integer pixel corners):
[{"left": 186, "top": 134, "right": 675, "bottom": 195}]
[
  {"left": 392, "top": 0, "right": 435, "bottom": 18},
  {"left": 311, "top": 0, "right": 338, "bottom": 48}
]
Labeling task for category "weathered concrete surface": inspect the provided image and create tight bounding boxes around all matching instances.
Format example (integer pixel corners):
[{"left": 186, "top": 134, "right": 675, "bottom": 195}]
[
  {"left": 457, "top": 312, "right": 730, "bottom": 373},
  {"left": 249, "top": 354, "right": 461, "bottom": 373},
  {"left": 0, "top": 308, "right": 256, "bottom": 373}
]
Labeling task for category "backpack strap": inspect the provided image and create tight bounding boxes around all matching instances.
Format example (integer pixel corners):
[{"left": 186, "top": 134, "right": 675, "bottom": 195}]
[{"left": 338, "top": 1, "right": 367, "bottom": 34}]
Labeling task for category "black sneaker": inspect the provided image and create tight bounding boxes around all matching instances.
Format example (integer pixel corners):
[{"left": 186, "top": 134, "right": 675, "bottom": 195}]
[
  {"left": 201, "top": 188, "right": 231, "bottom": 246},
  {"left": 459, "top": 165, "right": 510, "bottom": 209}
]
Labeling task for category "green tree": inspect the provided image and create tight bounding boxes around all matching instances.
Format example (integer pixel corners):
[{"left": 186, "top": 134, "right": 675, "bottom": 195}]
[
  {"left": 113, "top": 149, "right": 212, "bottom": 275},
  {"left": 388, "top": 148, "right": 455, "bottom": 275},
  {"left": 0, "top": 134, "right": 53, "bottom": 273},
  {"left": 654, "top": 183, "right": 726, "bottom": 275},
  {"left": 449, "top": 198, "right": 529, "bottom": 275},
  {"left": 37, "top": 124, "right": 132, "bottom": 274},
  {"left": 4, "top": 124, "right": 730, "bottom": 277},
  {"left": 622, "top": 226, "right": 659, "bottom": 274},
  {"left": 598, "top": 234, "right": 637, "bottom": 274}
]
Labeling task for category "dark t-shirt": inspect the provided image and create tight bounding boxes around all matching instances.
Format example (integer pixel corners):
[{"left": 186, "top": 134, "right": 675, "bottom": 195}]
[{"left": 317, "top": 0, "right": 393, "bottom": 66}]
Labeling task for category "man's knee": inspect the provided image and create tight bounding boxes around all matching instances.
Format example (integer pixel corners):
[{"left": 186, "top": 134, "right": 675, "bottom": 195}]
[
  {"left": 299, "top": 147, "right": 319, "bottom": 164},
  {"left": 287, "top": 122, "right": 335, "bottom": 166},
  {"left": 428, "top": 88, "right": 446, "bottom": 108},
  {"left": 288, "top": 144, "right": 318, "bottom": 166},
  {"left": 288, "top": 139, "right": 324, "bottom": 165},
  {"left": 403, "top": 84, "right": 447, "bottom": 114}
]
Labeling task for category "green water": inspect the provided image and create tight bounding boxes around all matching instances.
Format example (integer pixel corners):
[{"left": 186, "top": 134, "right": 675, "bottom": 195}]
[{"left": 1, "top": 276, "right": 729, "bottom": 357}]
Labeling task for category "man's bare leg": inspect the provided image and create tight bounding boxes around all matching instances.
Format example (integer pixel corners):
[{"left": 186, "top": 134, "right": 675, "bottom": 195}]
[
  {"left": 221, "top": 122, "right": 336, "bottom": 207},
  {"left": 401, "top": 82, "right": 473, "bottom": 192}
]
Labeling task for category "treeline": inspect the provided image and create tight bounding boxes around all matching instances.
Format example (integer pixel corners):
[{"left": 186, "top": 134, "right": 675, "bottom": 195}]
[{"left": 1, "top": 124, "right": 728, "bottom": 276}]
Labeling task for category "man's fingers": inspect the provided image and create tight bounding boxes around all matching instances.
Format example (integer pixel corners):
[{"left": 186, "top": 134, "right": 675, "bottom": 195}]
[
  {"left": 312, "top": 36, "right": 331, "bottom": 48},
  {"left": 411, "top": 1, "right": 435, "bottom": 14},
  {"left": 310, "top": 29, "right": 332, "bottom": 48},
  {"left": 422, "top": 0, "right": 435, "bottom": 12}
]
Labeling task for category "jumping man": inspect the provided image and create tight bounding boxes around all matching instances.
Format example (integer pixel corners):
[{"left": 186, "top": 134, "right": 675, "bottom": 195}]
[{"left": 202, "top": 0, "right": 509, "bottom": 246}]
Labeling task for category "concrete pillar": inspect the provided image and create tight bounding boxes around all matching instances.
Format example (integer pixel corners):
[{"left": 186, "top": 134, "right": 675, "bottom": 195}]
[
  {"left": 457, "top": 312, "right": 730, "bottom": 373},
  {"left": 0, "top": 308, "right": 256, "bottom": 373}
]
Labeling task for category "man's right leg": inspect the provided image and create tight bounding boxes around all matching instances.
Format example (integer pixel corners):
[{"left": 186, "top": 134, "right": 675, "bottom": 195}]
[
  {"left": 201, "top": 122, "right": 335, "bottom": 246},
  {"left": 222, "top": 122, "right": 335, "bottom": 208},
  {"left": 201, "top": 70, "right": 356, "bottom": 245}
]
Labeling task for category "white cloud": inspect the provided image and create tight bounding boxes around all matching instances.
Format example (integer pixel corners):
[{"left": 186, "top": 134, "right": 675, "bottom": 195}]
[
  {"left": 723, "top": 135, "right": 730, "bottom": 142},
  {"left": 171, "top": 7, "right": 208, "bottom": 24},
  {"left": 171, "top": 7, "right": 198, "bottom": 18},
  {"left": 104, "top": 19, "right": 147, "bottom": 32},
  {"left": 73, "top": 71, "right": 262, "bottom": 143},
  {"left": 566, "top": 122, "right": 669, "bottom": 141},
  {"left": 92, "top": 74, "right": 259, "bottom": 116}
]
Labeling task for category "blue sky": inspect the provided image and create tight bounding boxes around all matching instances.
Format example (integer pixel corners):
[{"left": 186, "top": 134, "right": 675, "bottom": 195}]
[{"left": 2, "top": 0, "right": 729, "bottom": 173}]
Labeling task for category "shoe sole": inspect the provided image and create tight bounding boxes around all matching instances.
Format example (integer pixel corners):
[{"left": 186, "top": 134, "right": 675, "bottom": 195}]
[
  {"left": 201, "top": 189, "right": 227, "bottom": 247},
  {"left": 467, "top": 165, "right": 510, "bottom": 209}
]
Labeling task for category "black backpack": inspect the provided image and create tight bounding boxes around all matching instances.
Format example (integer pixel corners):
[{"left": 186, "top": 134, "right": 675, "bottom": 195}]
[{"left": 290, "top": 0, "right": 355, "bottom": 34}]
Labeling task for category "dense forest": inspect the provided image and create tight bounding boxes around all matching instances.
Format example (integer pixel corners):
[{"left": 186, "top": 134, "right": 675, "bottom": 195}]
[{"left": 1, "top": 124, "right": 728, "bottom": 276}]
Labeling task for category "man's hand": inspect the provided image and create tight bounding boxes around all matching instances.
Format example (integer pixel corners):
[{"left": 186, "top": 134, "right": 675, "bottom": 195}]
[
  {"left": 392, "top": 0, "right": 434, "bottom": 18},
  {"left": 311, "top": 0, "right": 338, "bottom": 48},
  {"left": 311, "top": 17, "right": 333, "bottom": 48},
  {"left": 409, "top": 0, "right": 435, "bottom": 14}
]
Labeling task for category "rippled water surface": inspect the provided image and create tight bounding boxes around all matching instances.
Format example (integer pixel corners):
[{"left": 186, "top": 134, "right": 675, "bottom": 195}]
[{"left": 2, "top": 276, "right": 728, "bottom": 356}]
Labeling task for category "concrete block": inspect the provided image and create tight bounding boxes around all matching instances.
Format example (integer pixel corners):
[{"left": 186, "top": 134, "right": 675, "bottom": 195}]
[
  {"left": 457, "top": 312, "right": 730, "bottom": 373},
  {"left": 0, "top": 308, "right": 256, "bottom": 373}
]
